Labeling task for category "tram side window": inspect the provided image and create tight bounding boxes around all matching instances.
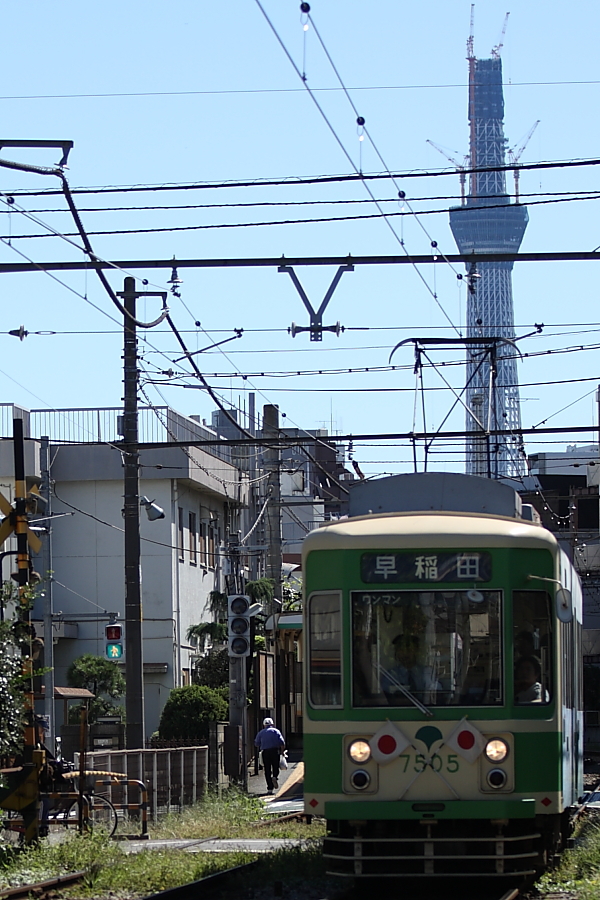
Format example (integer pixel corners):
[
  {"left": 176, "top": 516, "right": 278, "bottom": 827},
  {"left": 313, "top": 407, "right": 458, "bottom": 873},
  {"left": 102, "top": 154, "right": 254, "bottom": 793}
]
[
  {"left": 308, "top": 592, "right": 342, "bottom": 707},
  {"left": 513, "top": 591, "right": 552, "bottom": 705}
]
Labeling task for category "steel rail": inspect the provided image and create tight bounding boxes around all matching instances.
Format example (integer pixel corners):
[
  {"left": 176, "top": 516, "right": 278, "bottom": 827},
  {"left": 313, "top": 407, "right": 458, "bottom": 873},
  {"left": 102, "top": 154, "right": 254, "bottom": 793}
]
[
  {"left": 141, "top": 860, "right": 259, "bottom": 900},
  {"left": 0, "top": 871, "right": 86, "bottom": 899}
]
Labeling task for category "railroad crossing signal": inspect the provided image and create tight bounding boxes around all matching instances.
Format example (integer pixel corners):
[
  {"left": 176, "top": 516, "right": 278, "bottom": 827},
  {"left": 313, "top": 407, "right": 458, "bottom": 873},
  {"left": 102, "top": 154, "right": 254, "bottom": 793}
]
[
  {"left": 0, "top": 488, "right": 42, "bottom": 555},
  {"left": 105, "top": 622, "right": 124, "bottom": 659},
  {"left": 228, "top": 594, "right": 251, "bottom": 657}
]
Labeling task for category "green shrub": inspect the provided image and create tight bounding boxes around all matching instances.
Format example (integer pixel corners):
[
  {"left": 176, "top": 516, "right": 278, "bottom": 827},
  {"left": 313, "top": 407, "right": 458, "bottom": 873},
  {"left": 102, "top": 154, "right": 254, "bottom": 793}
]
[{"left": 158, "top": 684, "right": 228, "bottom": 743}]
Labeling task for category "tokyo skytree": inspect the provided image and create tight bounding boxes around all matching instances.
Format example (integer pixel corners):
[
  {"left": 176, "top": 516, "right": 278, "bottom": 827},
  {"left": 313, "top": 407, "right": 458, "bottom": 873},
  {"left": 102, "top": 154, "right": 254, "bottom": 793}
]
[{"left": 449, "top": 44, "right": 528, "bottom": 479}]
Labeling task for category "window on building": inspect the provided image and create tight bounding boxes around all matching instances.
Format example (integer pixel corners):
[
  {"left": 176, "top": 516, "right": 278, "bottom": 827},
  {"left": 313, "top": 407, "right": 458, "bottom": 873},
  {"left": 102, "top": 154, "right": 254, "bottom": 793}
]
[
  {"left": 189, "top": 512, "right": 197, "bottom": 565},
  {"left": 200, "top": 521, "right": 208, "bottom": 567},
  {"left": 578, "top": 497, "right": 599, "bottom": 531},
  {"left": 182, "top": 668, "right": 190, "bottom": 686},
  {"left": 178, "top": 507, "right": 184, "bottom": 562},
  {"left": 208, "top": 517, "right": 216, "bottom": 568}
]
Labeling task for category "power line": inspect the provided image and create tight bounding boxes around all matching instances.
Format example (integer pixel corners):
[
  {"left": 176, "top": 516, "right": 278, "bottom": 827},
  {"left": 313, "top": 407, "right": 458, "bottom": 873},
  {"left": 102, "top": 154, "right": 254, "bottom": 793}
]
[
  {"left": 5, "top": 156, "right": 600, "bottom": 198},
  {"left": 5, "top": 191, "right": 600, "bottom": 241},
  {"left": 0, "top": 80, "right": 598, "bottom": 102},
  {"left": 9, "top": 188, "right": 600, "bottom": 215}
]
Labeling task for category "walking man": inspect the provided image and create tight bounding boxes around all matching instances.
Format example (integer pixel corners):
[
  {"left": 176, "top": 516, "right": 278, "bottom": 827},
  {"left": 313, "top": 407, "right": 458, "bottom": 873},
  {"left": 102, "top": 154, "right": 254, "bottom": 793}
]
[{"left": 254, "top": 717, "right": 285, "bottom": 795}]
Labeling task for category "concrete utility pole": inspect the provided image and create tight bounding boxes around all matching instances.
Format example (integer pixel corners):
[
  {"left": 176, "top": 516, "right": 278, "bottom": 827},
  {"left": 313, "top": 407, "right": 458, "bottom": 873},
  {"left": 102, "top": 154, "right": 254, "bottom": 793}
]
[
  {"left": 40, "top": 436, "right": 55, "bottom": 750},
  {"left": 119, "top": 277, "right": 145, "bottom": 750},
  {"left": 263, "top": 405, "right": 282, "bottom": 616},
  {"left": 118, "top": 277, "right": 168, "bottom": 749}
]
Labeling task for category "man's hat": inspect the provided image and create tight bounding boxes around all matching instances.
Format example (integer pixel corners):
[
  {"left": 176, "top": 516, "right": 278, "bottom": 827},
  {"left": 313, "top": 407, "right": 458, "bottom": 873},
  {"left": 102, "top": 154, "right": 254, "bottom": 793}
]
[{"left": 263, "top": 717, "right": 274, "bottom": 726}]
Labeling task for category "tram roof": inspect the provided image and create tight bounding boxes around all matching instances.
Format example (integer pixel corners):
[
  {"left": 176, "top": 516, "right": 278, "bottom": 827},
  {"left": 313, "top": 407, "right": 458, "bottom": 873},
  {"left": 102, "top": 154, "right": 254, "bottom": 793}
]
[{"left": 302, "top": 510, "right": 558, "bottom": 557}]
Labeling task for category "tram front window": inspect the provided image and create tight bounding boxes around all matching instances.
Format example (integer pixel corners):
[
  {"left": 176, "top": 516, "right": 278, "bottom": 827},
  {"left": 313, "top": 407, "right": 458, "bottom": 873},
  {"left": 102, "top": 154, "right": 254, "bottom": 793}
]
[{"left": 352, "top": 590, "right": 502, "bottom": 707}]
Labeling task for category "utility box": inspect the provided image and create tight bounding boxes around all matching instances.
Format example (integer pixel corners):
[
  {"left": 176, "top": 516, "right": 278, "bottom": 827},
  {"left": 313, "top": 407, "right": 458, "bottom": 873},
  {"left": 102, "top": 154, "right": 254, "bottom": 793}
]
[{"left": 89, "top": 716, "right": 125, "bottom": 752}]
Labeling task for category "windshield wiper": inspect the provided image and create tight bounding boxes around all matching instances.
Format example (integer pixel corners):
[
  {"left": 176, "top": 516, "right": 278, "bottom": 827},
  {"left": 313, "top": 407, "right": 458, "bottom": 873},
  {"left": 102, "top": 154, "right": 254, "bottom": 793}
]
[{"left": 379, "top": 665, "right": 434, "bottom": 717}]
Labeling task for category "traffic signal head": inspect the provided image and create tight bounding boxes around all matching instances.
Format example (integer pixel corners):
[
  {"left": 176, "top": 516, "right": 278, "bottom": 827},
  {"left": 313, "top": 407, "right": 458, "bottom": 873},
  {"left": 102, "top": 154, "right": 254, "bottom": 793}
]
[
  {"left": 105, "top": 622, "right": 123, "bottom": 659},
  {"left": 227, "top": 594, "right": 250, "bottom": 657}
]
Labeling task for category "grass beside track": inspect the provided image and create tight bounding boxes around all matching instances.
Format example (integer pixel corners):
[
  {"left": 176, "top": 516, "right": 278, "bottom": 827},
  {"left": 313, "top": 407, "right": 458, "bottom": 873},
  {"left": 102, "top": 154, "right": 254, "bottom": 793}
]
[
  {"left": 148, "top": 788, "right": 326, "bottom": 841},
  {"left": 0, "top": 790, "right": 327, "bottom": 900},
  {"left": 538, "top": 817, "right": 600, "bottom": 899}
]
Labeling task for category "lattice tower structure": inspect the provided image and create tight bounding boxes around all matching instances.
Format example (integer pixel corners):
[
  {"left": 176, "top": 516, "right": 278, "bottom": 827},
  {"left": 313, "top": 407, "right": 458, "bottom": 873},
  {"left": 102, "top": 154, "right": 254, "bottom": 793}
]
[{"left": 449, "top": 56, "right": 528, "bottom": 478}]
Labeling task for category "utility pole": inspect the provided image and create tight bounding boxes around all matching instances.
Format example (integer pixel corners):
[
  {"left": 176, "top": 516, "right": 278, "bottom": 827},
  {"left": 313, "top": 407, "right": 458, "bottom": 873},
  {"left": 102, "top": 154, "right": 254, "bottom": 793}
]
[
  {"left": 40, "top": 436, "right": 55, "bottom": 751},
  {"left": 119, "top": 277, "right": 144, "bottom": 750},
  {"left": 263, "top": 405, "right": 282, "bottom": 730},
  {"left": 13, "top": 416, "right": 42, "bottom": 842},
  {"left": 118, "top": 277, "right": 167, "bottom": 749},
  {"left": 263, "top": 405, "right": 282, "bottom": 614}
]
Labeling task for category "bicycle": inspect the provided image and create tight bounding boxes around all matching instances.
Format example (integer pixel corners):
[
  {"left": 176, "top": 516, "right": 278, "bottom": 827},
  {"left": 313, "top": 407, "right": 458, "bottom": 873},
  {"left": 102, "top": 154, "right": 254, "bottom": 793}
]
[{"left": 43, "top": 791, "right": 118, "bottom": 837}]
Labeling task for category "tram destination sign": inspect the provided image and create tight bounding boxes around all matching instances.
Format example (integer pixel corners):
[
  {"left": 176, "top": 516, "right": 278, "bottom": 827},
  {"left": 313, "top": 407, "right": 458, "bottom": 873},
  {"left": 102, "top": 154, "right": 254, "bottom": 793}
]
[{"left": 361, "top": 551, "right": 492, "bottom": 584}]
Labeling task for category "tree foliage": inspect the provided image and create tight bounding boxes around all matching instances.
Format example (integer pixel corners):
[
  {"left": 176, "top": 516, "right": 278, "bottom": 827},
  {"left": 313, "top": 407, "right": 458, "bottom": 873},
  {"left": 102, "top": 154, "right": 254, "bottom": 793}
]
[
  {"left": 66, "top": 654, "right": 126, "bottom": 725},
  {"left": 158, "top": 684, "right": 228, "bottom": 743},
  {"left": 192, "top": 648, "right": 229, "bottom": 689},
  {"left": 245, "top": 578, "right": 274, "bottom": 604},
  {"left": 0, "top": 581, "right": 44, "bottom": 768},
  {"left": 187, "top": 621, "right": 227, "bottom": 653},
  {"left": 0, "top": 621, "right": 25, "bottom": 763},
  {"left": 208, "top": 591, "right": 228, "bottom": 621}
]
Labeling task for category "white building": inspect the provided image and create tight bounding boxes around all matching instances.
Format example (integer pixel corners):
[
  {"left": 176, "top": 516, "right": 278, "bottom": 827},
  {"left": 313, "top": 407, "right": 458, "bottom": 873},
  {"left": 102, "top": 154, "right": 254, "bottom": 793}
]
[{"left": 0, "top": 404, "right": 250, "bottom": 739}]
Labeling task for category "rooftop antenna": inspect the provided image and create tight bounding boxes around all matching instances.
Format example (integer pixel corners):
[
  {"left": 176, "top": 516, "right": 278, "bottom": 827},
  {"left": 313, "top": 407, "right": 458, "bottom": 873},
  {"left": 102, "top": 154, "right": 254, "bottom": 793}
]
[
  {"left": 467, "top": 3, "right": 475, "bottom": 60},
  {"left": 467, "top": 5, "right": 476, "bottom": 197},
  {"left": 491, "top": 12, "right": 510, "bottom": 58}
]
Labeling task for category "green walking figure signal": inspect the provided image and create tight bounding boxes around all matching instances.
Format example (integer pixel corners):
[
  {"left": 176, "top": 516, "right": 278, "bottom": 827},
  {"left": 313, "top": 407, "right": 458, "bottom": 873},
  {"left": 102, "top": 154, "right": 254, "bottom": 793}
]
[{"left": 105, "top": 622, "right": 124, "bottom": 659}]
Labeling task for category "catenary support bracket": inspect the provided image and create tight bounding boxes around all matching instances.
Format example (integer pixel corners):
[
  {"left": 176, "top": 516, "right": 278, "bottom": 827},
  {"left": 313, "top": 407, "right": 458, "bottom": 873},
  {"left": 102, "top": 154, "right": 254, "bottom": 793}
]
[{"left": 278, "top": 262, "right": 354, "bottom": 340}]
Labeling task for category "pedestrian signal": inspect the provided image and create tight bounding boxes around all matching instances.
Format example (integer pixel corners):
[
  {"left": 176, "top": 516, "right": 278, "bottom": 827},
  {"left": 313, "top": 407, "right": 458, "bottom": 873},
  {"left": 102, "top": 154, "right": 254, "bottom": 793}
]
[
  {"left": 105, "top": 622, "right": 123, "bottom": 659},
  {"left": 227, "top": 594, "right": 251, "bottom": 657}
]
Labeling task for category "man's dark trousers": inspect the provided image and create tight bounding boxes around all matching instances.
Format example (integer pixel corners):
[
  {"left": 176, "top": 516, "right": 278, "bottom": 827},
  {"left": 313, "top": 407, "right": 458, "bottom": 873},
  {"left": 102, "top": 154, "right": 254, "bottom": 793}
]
[{"left": 262, "top": 747, "right": 280, "bottom": 791}]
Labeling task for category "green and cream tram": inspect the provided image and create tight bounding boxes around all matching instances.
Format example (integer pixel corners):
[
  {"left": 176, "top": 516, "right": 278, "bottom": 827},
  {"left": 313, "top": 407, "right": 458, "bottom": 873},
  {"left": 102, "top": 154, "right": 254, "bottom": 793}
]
[{"left": 302, "top": 473, "right": 583, "bottom": 881}]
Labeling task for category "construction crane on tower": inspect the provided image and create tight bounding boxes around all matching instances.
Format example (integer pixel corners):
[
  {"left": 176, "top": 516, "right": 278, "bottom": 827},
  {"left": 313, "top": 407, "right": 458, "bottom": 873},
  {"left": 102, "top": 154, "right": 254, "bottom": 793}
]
[
  {"left": 491, "top": 13, "right": 510, "bottom": 59},
  {"left": 508, "top": 121, "right": 541, "bottom": 201},
  {"left": 426, "top": 141, "right": 470, "bottom": 204}
]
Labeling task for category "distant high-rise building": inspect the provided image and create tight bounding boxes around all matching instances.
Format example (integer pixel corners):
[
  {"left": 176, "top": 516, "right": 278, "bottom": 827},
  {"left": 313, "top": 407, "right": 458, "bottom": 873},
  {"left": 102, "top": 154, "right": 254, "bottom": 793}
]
[{"left": 449, "top": 53, "right": 527, "bottom": 478}]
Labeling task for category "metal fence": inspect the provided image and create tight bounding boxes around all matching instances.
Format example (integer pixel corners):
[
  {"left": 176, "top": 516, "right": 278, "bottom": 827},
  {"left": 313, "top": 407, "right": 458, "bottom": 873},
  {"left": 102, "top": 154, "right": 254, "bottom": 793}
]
[{"left": 81, "top": 745, "right": 208, "bottom": 822}]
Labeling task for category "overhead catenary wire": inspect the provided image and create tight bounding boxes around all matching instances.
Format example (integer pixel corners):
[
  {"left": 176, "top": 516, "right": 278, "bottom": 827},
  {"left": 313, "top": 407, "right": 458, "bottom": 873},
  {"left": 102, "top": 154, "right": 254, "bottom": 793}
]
[
  {"left": 5, "top": 185, "right": 600, "bottom": 241},
  {"left": 164, "top": 311, "right": 350, "bottom": 495},
  {"left": 0, "top": 155, "right": 168, "bottom": 329},
  {"left": 7, "top": 188, "right": 600, "bottom": 215},
  {"left": 5, "top": 156, "right": 600, "bottom": 197}
]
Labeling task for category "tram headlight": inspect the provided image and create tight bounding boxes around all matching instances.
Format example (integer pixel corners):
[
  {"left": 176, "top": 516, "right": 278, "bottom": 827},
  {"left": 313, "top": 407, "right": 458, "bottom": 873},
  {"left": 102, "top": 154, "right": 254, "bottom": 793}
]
[
  {"left": 485, "top": 739, "right": 509, "bottom": 763},
  {"left": 348, "top": 740, "right": 371, "bottom": 764}
]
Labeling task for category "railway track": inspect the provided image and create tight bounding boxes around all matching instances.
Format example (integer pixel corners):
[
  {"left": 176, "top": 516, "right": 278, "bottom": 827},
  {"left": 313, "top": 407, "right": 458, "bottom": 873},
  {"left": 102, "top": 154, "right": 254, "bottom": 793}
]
[
  {"left": 0, "top": 871, "right": 86, "bottom": 899},
  {"left": 141, "top": 861, "right": 259, "bottom": 900}
]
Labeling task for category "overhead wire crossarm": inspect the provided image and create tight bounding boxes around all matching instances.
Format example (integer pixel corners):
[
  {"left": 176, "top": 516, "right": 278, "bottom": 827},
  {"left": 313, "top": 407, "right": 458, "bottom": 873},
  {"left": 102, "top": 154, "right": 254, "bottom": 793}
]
[{"left": 0, "top": 251, "right": 599, "bottom": 275}]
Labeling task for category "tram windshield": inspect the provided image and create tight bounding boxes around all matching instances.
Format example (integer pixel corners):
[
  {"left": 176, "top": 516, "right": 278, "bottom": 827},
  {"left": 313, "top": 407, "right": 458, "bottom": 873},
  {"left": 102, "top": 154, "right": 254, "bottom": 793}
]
[{"left": 352, "top": 590, "right": 502, "bottom": 707}]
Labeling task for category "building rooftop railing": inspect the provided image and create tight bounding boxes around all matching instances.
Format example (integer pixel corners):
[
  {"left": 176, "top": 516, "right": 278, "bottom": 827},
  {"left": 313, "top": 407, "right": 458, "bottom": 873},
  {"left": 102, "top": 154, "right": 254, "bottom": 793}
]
[{"left": 0, "top": 404, "right": 251, "bottom": 470}]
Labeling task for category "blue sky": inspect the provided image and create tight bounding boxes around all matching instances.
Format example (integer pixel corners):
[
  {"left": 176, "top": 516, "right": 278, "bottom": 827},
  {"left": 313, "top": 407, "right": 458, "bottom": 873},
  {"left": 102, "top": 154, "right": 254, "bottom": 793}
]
[{"left": 1, "top": 0, "right": 599, "bottom": 475}]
